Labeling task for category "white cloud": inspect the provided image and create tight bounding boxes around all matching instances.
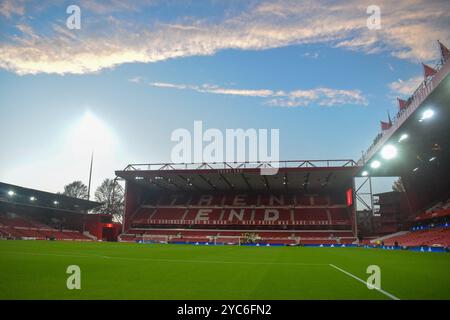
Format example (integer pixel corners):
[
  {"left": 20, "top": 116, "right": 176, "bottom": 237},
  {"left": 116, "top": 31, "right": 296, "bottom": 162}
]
[
  {"left": 128, "top": 76, "right": 145, "bottom": 84},
  {"left": 148, "top": 82, "right": 368, "bottom": 107},
  {"left": 150, "top": 82, "right": 189, "bottom": 90},
  {"left": 0, "top": 0, "right": 449, "bottom": 75},
  {"left": 150, "top": 82, "right": 274, "bottom": 97},
  {"left": 15, "top": 24, "right": 37, "bottom": 38},
  {"left": 267, "top": 88, "right": 367, "bottom": 107},
  {"left": 302, "top": 52, "right": 319, "bottom": 59},
  {"left": 198, "top": 87, "right": 274, "bottom": 98},
  {"left": 79, "top": 0, "right": 142, "bottom": 14},
  {"left": 389, "top": 75, "right": 423, "bottom": 96},
  {"left": 0, "top": 0, "right": 25, "bottom": 18}
]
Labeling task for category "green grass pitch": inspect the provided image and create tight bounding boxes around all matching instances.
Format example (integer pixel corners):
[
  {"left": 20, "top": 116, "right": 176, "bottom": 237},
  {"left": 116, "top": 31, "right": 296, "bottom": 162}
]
[{"left": 0, "top": 240, "right": 449, "bottom": 300}]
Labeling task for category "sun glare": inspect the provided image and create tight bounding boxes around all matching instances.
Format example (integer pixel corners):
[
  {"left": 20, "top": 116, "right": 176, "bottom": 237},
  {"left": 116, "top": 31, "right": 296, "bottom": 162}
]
[{"left": 67, "top": 111, "right": 116, "bottom": 154}]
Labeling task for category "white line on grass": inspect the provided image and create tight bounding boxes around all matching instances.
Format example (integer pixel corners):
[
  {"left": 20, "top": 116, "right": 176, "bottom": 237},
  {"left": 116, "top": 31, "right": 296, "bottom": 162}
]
[
  {"left": 5, "top": 250, "right": 328, "bottom": 267},
  {"left": 103, "top": 256, "right": 329, "bottom": 267},
  {"left": 329, "top": 264, "right": 400, "bottom": 300}
]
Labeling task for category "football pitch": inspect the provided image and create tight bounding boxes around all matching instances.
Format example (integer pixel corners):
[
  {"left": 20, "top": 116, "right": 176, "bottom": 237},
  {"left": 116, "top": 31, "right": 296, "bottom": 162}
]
[{"left": 0, "top": 240, "right": 449, "bottom": 300}]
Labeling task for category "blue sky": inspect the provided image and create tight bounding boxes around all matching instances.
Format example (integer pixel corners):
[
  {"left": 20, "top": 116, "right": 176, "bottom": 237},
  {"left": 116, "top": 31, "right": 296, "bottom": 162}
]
[{"left": 0, "top": 0, "right": 449, "bottom": 193}]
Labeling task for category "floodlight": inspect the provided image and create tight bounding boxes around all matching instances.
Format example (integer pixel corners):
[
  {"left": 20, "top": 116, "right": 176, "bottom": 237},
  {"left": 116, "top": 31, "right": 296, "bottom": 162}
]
[
  {"left": 381, "top": 145, "right": 397, "bottom": 160},
  {"left": 370, "top": 160, "right": 381, "bottom": 169},
  {"left": 398, "top": 134, "right": 408, "bottom": 142},
  {"left": 420, "top": 109, "right": 434, "bottom": 121},
  {"left": 361, "top": 171, "right": 369, "bottom": 176},
  {"left": 413, "top": 167, "right": 419, "bottom": 172},
  {"left": 53, "top": 200, "right": 59, "bottom": 205},
  {"left": 30, "top": 196, "right": 36, "bottom": 201},
  {"left": 7, "top": 190, "right": 15, "bottom": 196}
]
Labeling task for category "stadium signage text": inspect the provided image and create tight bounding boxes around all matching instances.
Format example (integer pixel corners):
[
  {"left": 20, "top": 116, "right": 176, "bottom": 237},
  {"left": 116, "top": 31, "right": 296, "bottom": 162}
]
[{"left": 216, "top": 169, "right": 244, "bottom": 174}]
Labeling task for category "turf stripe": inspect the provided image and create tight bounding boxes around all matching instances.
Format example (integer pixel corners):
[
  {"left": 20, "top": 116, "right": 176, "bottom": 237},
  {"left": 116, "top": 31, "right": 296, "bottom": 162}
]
[
  {"left": 4, "top": 251, "right": 100, "bottom": 259},
  {"left": 329, "top": 264, "right": 400, "bottom": 300}
]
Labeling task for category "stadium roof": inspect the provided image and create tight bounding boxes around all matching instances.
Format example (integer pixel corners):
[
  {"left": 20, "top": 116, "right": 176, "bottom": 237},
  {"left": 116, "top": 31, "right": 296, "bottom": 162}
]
[
  {"left": 116, "top": 160, "right": 358, "bottom": 193},
  {"left": 357, "top": 57, "right": 450, "bottom": 178},
  {"left": 0, "top": 182, "right": 101, "bottom": 213}
]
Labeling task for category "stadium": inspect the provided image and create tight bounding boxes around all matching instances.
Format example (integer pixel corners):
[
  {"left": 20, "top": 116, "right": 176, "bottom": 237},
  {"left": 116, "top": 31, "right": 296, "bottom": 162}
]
[
  {"left": 0, "top": 2, "right": 449, "bottom": 304},
  {"left": 1, "top": 44, "right": 449, "bottom": 300}
]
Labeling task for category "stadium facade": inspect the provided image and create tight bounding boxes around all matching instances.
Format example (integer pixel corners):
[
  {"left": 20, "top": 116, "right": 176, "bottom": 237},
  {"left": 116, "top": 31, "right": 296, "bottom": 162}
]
[
  {"left": 1, "top": 42, "right": 448, "bottom": 249},
  {"left": 116, "top": 160, "right": 358, "bottom": 245},
  {"left": 0, "top": 182, "right": 121, "bottom": 241},
  {"left": 116, "top": 42, "right": 450, "bottom": 248}
]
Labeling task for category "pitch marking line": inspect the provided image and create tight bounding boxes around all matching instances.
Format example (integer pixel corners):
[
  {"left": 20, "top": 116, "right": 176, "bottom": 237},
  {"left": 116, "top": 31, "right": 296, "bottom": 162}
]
[
  {"left": 6, "top": 251, "right": 327, "bottom": 266},
  {"left": 102, "top": 256, "right": 329, "bottom": 266},
  {"left": 329, "top": 264, "right": 400, "bottom": 300}
]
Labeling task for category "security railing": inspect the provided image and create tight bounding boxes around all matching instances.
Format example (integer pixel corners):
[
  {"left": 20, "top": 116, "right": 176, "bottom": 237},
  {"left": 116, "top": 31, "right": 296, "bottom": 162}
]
[{"left": 122, "top": 159, "right": 357, "bottom": 171}]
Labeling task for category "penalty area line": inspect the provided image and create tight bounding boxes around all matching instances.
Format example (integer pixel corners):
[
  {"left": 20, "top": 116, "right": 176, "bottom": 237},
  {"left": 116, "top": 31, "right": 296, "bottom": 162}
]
[{"left": 329, "top": 264, "right": 400, "bottom": 300}]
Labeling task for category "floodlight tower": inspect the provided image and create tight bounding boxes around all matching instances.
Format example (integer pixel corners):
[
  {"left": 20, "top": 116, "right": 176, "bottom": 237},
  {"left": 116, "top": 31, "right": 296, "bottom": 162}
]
[{"left": 87, "top": 151, "right": 94, "bottom": 201}]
